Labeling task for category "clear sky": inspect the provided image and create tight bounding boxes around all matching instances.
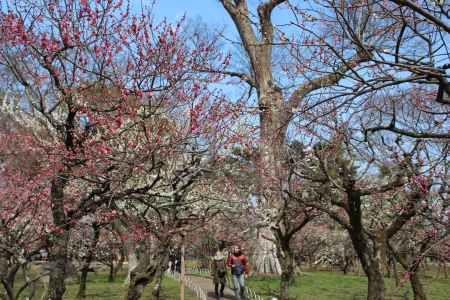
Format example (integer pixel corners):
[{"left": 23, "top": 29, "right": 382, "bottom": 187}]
[
  {"left": 153, "top": 0, "right": 231, "bottom": 24},
  {"left": 132, "top": 1, "right": 294, "bottom": 41},
  {"left": 131, "top": 0, "right": 238, "bottom": 35}
]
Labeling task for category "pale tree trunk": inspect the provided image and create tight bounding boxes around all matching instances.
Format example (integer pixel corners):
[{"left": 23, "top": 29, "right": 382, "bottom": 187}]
[
  {"left": 125, "top": 244, "right": 169, "bottom": 300},
  {"left": 113, "top": 247, "right": 125, "bottom": 278},
  {"left": 254, "top": 228, "right": 281, "bottom": 274},
  {"left": 77, "top": 223, "right": 100, "bottom": 299},
  {"left": 114, "top": 223, "right": 138, "bottom": 285},
  {"left": 219, "top": 0, "right": 366, "bottom": 277},
  {"left": 219, "top": 0, "right": 361, "bottom": 277},
  {"left": 125, "top": 250, "right": 138, "bottom": 285},
  {"left": 254, "top": 86, "right": 287, "bottom": 275}
]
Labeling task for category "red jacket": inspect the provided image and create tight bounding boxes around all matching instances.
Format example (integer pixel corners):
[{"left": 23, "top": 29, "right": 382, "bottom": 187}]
[{"left": 227, "top": 254, "right": 250, "bottom": 275}]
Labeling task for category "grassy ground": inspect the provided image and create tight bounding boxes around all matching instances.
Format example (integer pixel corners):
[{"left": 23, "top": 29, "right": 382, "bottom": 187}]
[
  {"left": 5, "top": 270, "right": 197, "bottom": 300},
  {"left": 5, "top": 268, "right": 449, "bottom": 299},
  {"left": 247, "top": 271, "right": 450, "bottom": 300}
]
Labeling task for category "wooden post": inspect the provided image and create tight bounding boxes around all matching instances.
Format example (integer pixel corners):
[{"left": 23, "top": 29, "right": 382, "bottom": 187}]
[{"left": 180, "top": 234, "right": 185, "bottom": 300}]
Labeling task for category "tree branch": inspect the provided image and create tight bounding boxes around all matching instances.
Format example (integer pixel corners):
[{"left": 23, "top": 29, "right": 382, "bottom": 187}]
[
  {"left": 389, "top": 0, "right": 450, "bottom": 33},
  {"left": 219, "top": 0, "right": 259, "bottom": 67}
]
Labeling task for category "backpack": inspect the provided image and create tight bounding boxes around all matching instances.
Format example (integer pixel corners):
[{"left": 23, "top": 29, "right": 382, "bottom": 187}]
[
  {"left": 231, "top": 256, "right": 245, "bottom": 275},
  {"left": 216, "top": 259, "right": 227, "bottom": 277}
]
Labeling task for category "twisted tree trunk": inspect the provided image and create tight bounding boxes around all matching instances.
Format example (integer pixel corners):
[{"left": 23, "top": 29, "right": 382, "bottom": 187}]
[
  {"left": 125, "top": 245, "right": 169, "bottom": 300},
  {"left": 347, "top": 191, "right": 385, "bottom": 300}
]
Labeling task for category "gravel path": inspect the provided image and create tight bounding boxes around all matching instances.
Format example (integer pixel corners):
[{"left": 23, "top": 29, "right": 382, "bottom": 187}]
[{"left": 186, "top": 274, "right": 236, "bottom": 300}]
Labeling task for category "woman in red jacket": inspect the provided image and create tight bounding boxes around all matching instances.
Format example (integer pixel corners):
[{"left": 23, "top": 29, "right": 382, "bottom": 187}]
[{"left": 227, "top": 245, "right": 249, "bottom": 300}]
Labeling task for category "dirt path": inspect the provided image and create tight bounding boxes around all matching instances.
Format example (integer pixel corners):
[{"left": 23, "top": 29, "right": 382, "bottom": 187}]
[{"left": 186, "top": 274, "right": 235, "bottom": 300}]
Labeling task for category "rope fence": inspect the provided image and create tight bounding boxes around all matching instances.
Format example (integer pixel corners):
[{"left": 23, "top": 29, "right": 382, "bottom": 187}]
[
  {"left": 166, "top": 270, "right": 208, "bottom": 300},
  {"left": 186, "top": 267, "right": 263, "bottom": 300}
]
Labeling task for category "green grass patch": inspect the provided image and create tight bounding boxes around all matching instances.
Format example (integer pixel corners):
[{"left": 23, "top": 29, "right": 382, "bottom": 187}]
[
  {"left": 247, "top": 271, "right": 450, "bottom": 300},
  {"left": 4, "top": 270, "right": 197, "bottom": 300}
]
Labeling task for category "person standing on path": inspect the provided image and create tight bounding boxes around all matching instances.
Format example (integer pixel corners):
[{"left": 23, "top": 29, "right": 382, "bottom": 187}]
[
  {"left": 227, "top": 245, "right": 249, "bottom": 300},
  {"left": 211, "top": 241, "right": 228, "bottom": 299}
]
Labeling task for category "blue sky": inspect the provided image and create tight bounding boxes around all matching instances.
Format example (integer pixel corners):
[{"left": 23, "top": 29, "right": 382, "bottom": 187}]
[
  {"left": 153, "top": 1, "right": 231, "bottom": 24},
  {"left": 131, "top": 0, "right": 237, "bottom": 34},
  {"left": 132, "top": 1, "right": 294, "bottom": 41}
]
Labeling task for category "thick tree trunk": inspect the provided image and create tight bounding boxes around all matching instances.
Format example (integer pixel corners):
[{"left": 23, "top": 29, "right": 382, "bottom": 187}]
[
  {"left": 125, "top": 249, "right": 138, "bottom": 285},
  {"left": 366, "top": 266, "right": 385, "bottom": 300},
  {"left": 0, "top": 260, "right": 19, "bottom": 300},
  {"left": 46, "top": 177, "right": 69, "bottom": 300},
  {"left": 115, "top": 222, "right": 138, "bottom": 285},
  {"left": 438, "top": 261, "right": 448, "bottom": 279},
  {"left": 402, "top": 259, "right": 427, "bottom": 300},
  {"left": 278, "top": 243, "right": 295, "bottom": 300},
  {"left": 253, "top": 87, "right": 288, "bottom": 275},
  {"left": 347, "top": 191, "right": 385, "bottom": 300},
  {"left": 77, "top": 223, "right": 100, "bottom": 299},
  {"left": 353, "top": 245, "right": 385, "bottom": 300},
  {"left": 108, "top": 263, "right": 114, "bottom": 282},
  {"left": 77, "top": 268, "right": 88, "bottom": 299},
  {"left": 125, "top": 246, "right": 169, "bottom": 300},
  {"left": 46, "top": 234, "right": 69, "bottom": 300},
  {"left": 0, "top": 255, "right": 15, "bottom": 300},
  {"left": 151, "top": 267, "right": 164, "bottom": 299},
  {"left": 392, "top": 258, "right": 399, "bottom": 287},
  {"left": 113, "top": 247, "right": 125, "bottom": 278},
  {"left": 254, "top": 228, "right": 281, "bottom": 274},
  {"left": 1, "top": 282, "right": 14, "bottom": 300},
  {"left": 390, "top": 242, "right": 427, "bottom": 300},
  {"left": 410, "top": 270, "right": 427, "bottom": 300}
]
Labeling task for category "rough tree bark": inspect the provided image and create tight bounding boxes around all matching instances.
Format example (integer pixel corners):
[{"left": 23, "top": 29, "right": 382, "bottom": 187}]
[
  {"left": 112, "top": 246, "right": 125, "bottom": 281},
  {"left": 254, "top": 228, "right": 282, "bottom": 274},
  {"left": 389, "top": 241, "right": 428, "bottom": 300},
  {"left": 125, "top": 244, "right": 169, "bottom": 300},
  {"left": 218, "top": 0, "right": 367, "bottom": 277},
  {"left": 346, "top": 191, "right": 385, "bottom": 300},
  {"left": 45, "top": 176, "right": 70, "bottom": 300},
  {"left": 0, "top": 253, "right": 20, "bottom": 300},
  {"left": 77, "top": 223, "right": 100, "bottom": 299},
  {"left": 114, "top": 222, "right": 138, "bottom": 285},
  {"left": 151, "top": 265, "right": 165, "bottom": 299},
  {"left": 410, "top": 270, "right": 427, "bottom": 300},
  {"left": 277, "top": 238, "right": 296, "bottom": 300}
]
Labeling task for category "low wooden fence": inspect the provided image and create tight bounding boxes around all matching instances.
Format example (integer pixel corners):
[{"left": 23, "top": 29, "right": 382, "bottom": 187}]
[
  {"left": 166, "top": 270, "right": 208, "bottom": 300},
  {"left": 185, "top": 267, "right": 263, "bottom": 300}
]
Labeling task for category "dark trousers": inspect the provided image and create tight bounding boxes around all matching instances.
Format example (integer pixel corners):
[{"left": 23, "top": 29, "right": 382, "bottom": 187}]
[{"left": 215, "top": 282, "right": 225, "bottom": 296}]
